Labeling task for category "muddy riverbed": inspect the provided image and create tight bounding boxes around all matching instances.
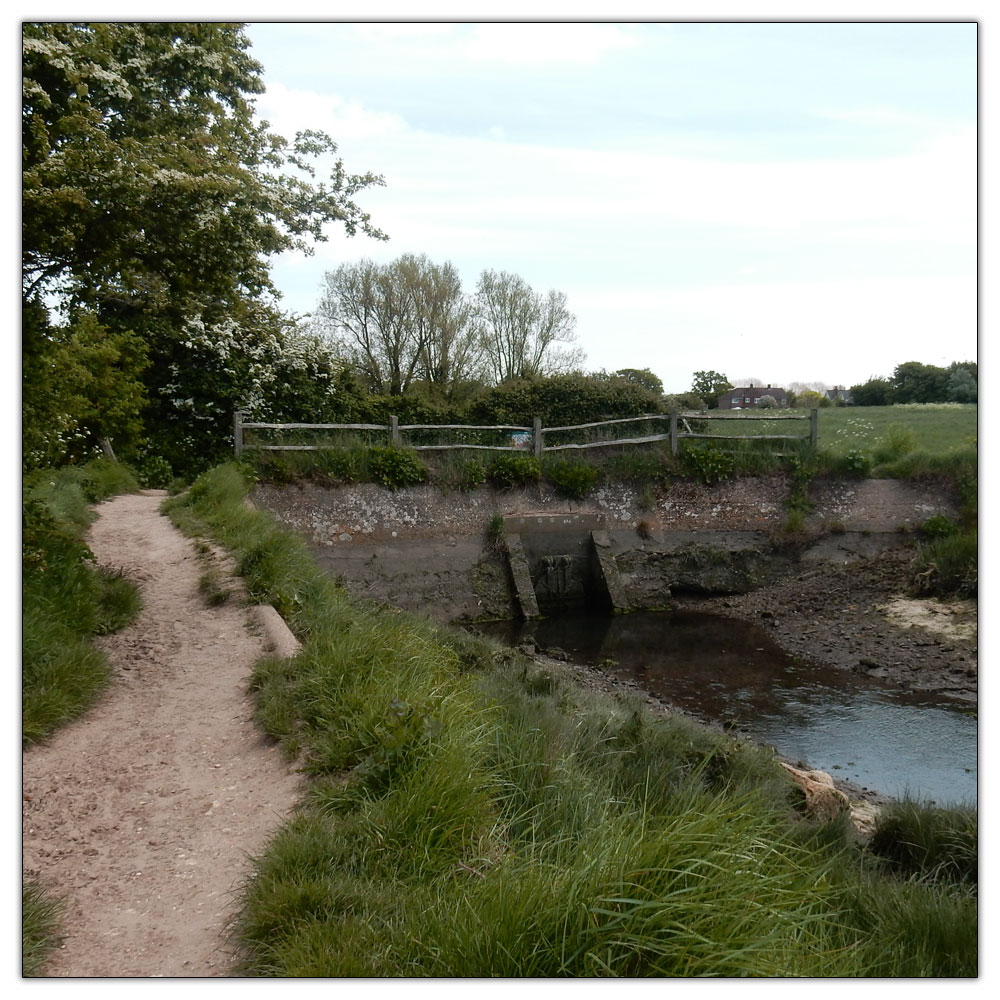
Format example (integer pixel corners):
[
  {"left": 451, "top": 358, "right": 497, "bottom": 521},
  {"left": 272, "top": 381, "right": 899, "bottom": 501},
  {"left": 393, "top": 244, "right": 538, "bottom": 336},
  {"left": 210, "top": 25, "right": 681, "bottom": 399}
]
[{"left": 682, "top": 546, "right": 977, "bottom": 706}]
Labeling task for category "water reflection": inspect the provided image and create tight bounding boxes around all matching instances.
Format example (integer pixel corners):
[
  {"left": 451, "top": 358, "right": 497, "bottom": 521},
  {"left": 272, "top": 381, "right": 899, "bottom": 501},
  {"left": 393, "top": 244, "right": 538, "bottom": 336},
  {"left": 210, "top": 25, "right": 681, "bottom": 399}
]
[{"left": 477, "top": 610, "right": 977, "bottom": 806}]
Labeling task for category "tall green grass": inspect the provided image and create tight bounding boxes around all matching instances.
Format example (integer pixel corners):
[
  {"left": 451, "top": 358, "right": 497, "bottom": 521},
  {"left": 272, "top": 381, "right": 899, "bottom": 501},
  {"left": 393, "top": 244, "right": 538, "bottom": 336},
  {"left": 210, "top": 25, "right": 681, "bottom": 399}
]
[
  {"left": 165, "top": 464, "right": 977, "bottom": 977},
  {"left": 22, "top": 881, "right": 62, "bottom": 976},
  {"left": 22, "top": 460, "right": 143, "bottom": 744}
]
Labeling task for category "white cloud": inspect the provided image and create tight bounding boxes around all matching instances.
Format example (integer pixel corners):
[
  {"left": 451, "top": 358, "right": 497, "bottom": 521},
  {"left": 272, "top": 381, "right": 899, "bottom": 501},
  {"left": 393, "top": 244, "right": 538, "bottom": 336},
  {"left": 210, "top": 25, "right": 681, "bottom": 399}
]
[
  {"left": 257, "top": 82, "right": 406, "bottom": 141},
  {"left": 568, "top": 274, "right": 976, "bottom": 390}
]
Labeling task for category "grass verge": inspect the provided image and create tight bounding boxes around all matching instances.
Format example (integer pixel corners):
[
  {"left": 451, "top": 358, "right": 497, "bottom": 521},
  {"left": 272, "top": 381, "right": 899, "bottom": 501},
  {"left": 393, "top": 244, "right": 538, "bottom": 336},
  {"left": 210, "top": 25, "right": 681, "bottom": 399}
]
[
  {"left": 163, "top": 463, "right": 977, "bottom": 977},
  {"left": 22, "top": 460, "right": 144, "bottom": 744}
]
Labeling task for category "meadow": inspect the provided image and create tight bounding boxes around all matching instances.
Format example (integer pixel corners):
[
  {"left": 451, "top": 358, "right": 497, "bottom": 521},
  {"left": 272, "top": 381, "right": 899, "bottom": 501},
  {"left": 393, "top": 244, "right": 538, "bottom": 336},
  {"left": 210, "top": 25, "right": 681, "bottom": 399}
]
[{"left": 816, "top": 403, "right": 977, "bottom": 456}]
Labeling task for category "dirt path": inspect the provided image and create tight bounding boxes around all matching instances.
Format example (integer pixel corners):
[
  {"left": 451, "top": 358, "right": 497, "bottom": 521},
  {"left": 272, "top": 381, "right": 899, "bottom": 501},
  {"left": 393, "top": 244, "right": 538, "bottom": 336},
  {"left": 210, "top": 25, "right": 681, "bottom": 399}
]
[{"left": 22, "top": 491, "right": 302, "bottom": 977}]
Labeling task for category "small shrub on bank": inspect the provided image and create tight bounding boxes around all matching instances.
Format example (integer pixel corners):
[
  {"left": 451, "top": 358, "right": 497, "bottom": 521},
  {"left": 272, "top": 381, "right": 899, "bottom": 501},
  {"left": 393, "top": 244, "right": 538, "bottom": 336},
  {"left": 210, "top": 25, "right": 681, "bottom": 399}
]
[
  {"left": 820, "top": 448, "right": 872, "bottom": 478},
  {"left": 680, "top": 441, "right": 734, "bottom": 484},
  {"left": 366, "top": 447, "right": 427, "bottom": 490},
  {"left": 487, "top": 452, "right": 540, "bottom": 490},
  {"left": 543, "top": 458, "right": 600, "bottom": 500}
]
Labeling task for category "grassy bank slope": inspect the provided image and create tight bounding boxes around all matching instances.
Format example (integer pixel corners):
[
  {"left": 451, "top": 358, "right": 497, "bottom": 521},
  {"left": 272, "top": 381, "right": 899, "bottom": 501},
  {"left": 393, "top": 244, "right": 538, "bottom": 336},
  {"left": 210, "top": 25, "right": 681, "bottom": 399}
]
[{"left": 162, "top": 464, "right": 976, "bottom": 977}]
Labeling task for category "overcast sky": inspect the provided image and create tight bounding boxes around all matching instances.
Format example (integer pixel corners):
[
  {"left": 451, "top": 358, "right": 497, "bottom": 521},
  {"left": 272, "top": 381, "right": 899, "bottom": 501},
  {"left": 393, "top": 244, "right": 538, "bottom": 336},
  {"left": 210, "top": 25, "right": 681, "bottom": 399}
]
[{"left": 244, "top": 19, "right": 976, "bottom": 394}]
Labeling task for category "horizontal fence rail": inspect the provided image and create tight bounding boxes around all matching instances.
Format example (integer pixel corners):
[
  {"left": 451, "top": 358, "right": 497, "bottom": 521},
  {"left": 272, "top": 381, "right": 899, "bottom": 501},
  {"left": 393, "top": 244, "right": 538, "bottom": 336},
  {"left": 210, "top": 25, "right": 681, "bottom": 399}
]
[{"left": 234, "top": 408, "right": 818, "bottom": 458}]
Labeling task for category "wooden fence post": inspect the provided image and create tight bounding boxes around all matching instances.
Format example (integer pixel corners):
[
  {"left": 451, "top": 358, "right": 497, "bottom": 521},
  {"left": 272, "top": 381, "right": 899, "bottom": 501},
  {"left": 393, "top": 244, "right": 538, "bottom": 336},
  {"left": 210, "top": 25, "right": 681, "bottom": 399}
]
[
  {"left": 809, "top": 408, "right": 819, "bottom": 448},
  {"left": 389, "top": 414, "right": 401, "bottom": 447},
  {"left": 533, "top": 416, "right": 543, "bottom": 459},
  {"left": 669, "top": 410, "right": 678, "bottom": 456},
  {"left": 234, "top": 410, "right": 244, "bottom": 457}
]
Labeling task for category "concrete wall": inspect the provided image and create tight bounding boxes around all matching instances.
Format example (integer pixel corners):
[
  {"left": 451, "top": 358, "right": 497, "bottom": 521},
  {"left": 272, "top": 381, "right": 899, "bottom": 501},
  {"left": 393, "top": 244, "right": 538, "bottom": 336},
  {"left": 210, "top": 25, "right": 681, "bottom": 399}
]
[{"left": 250, "top": 477, "right": 958, "bottom": 623}]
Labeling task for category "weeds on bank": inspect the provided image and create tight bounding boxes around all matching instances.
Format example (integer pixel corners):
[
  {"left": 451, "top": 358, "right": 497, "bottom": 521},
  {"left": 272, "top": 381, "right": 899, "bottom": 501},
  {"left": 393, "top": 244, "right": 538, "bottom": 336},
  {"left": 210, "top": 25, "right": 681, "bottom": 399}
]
[
  {"left": 164, "top": 463, "right": 977, "bottom": 978},
  {"left": 22, "top": 461, "right": 143, "bottom": 745}
]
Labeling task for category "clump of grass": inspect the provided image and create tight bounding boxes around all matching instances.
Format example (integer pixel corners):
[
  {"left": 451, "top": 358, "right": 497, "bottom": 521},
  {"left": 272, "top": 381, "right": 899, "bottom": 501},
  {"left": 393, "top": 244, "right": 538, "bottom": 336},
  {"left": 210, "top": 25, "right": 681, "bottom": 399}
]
[
  {"left": 198, "top": 568, "right": 232, "bottom": 606},
  {"left": 601, "top": 445, "right": 678, "bottom": 485},
  {"left": 22, "top": 881, "right": 62, "bottom": 976},
  {"left": 867, "top": 798, "right": 977, "bottom": 885},
  {"left": 94, "top": 567, "right": 143, "bottom": 633},
  {"left": 876, "top": 445, "right": 977, "bottom": 484},
  {"left": 432, "top": 453, "right": 487, "bottom": 492},
  {"left": 873, "top": 424, "right": 916, "bottom": 464},
  {"left": 485, "top": 513, "right": 507, "bottom": 555},
  {"left": 911, "top": 531, "right": 977, "bottom": 597}
]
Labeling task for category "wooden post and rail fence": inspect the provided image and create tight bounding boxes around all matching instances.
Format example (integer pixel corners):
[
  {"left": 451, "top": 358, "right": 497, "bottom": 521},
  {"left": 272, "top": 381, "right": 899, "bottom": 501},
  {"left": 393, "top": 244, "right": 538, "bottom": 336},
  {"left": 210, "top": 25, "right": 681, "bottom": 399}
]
[{"left": 234, "top": 409, "right": 819, "bottom": 459}]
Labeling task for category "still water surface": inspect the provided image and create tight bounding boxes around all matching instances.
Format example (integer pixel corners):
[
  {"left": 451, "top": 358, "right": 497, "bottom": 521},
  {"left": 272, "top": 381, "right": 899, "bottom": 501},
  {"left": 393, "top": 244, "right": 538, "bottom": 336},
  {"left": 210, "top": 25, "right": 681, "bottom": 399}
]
[{"left": 477, "top": 610, "right": 977, "bottom": 806}]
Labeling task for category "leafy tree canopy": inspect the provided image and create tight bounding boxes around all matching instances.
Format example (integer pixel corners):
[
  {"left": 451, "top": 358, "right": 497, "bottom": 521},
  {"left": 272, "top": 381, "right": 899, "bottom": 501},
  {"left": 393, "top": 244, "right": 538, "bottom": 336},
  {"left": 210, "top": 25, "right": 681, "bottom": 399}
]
[
  {"left": 23, "top": 21, "right": 386, "bottom": 321},
  {"left": 22, "top": 22, "right": 387, "bottom": 474},
  {"left": 691, "top": 370, "right": 732, "bottom": 408}
]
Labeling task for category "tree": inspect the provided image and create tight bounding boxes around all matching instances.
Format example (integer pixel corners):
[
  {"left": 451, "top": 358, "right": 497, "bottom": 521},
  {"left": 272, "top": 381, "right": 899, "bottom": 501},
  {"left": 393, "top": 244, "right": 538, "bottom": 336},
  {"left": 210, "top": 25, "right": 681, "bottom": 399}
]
[
  {"left": 946, "top": 362, "right": 977, "bottom": 403},
  {"left": 22, "top": 22, "right": 386, "bottom": 468},
  {"left": 399, "top": 255, "right": 482, "bottom": 395},
  {"left": 795, "top": 389, "right": 831, "bottom": 409},
  {"left": 690, "top": 371, "right": 732, "bottom": 408},
  {"left": 473, "top": 270, "right": 584, "bottom": 383},
  {"left": 891, "top": 362, "right": 950, "bottom": 404},
  {"left": 316, "top": 254, "right": 482, "bottom": 396},
  {"left": 613, "top": 368, "right": 664, "bottom": 395},
  {"left": 850, "top": 376, "right": 894, "bottom": 407},
  {"left": 23, "top": 22, "right": 385, "bottom": 317},
  {"left": 788, "top": 381, "right": 831, "bottom": 395},
  {"left": 22, "top": 302, "right": 149, "bottom": 469}
]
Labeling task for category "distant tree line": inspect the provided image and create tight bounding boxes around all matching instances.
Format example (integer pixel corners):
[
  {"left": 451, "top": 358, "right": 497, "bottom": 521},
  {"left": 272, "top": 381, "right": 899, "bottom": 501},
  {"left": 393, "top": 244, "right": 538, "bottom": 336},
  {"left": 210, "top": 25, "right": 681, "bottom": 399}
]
[
  {"left": 311, "top": 255, "right": 584, "bottom": 401},
  {"left": 850, "top": 362, "right": 977, "bottom": 406}
]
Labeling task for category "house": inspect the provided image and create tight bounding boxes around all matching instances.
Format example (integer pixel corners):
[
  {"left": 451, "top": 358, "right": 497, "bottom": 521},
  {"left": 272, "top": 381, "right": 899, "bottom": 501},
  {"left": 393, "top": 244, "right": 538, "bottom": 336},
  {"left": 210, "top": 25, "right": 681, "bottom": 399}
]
[
  {"left": 717, "top": 384, "right": 789, "bottom": 409},
  {"left": 826, "top": 387, "right": 853, "bottom": 404}
]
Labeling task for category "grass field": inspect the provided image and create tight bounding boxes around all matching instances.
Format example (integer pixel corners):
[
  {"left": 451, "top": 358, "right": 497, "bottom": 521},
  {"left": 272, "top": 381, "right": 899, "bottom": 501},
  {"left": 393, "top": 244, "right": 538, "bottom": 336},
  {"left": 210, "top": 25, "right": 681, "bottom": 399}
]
[
  {"left": 816, "top": 404, "right": 977, "bottom": 456},
  {"left": 699, "top": 404, "right": 976, "bottom": 456}
]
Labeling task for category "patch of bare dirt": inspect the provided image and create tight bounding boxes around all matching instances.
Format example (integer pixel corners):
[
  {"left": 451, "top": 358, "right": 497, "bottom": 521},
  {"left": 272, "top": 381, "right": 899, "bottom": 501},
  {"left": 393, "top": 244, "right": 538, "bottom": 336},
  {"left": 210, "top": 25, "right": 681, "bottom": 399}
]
[{"left": 22, "top": 491, "right": 302, "bottom": 977}]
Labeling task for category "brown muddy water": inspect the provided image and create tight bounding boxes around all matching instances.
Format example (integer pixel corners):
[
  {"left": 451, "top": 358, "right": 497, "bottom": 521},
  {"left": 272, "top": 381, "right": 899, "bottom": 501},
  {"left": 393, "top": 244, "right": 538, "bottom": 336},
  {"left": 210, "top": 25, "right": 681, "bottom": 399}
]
[{"left": 477, "top": 610, "right": 978, "bottom": 807}]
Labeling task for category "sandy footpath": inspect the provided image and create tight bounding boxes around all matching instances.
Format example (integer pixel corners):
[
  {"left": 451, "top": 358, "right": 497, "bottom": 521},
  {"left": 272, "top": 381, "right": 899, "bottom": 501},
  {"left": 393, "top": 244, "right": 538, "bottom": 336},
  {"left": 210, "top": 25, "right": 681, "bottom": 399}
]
[{"left": 22, "top": 491, "right": 302, "bottom": 978}]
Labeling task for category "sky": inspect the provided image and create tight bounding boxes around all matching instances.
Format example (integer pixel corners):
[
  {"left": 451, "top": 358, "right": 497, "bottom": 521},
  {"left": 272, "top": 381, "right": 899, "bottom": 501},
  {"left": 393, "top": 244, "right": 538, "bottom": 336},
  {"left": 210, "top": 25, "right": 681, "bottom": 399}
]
[{"left": 242, "top": 16, "right": 978, "bottom": 395}]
